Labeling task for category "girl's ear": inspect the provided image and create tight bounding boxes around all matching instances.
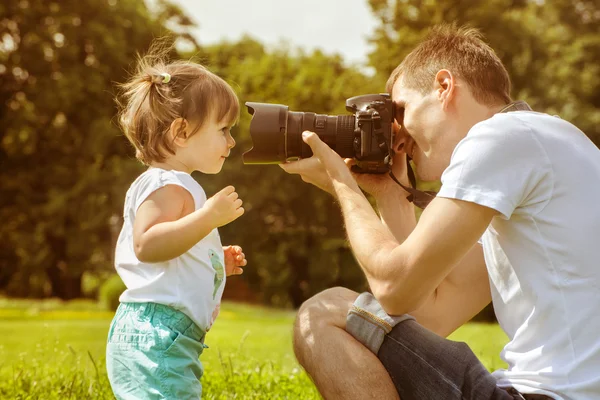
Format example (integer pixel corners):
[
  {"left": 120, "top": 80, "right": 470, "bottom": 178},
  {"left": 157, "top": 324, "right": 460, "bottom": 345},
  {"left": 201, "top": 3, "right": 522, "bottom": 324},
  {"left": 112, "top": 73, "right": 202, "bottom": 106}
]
[{"left": 169, "top": 118, "right": 189, "bottom": 147}]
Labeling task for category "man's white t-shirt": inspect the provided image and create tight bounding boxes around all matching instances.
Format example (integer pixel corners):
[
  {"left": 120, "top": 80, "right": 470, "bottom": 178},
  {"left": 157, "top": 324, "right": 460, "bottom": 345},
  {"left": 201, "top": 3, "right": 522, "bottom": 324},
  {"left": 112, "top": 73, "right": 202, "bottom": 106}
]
[
  {"left": 114, "top": 168, "right": 225, "bottom": 331},
  {"left": 438, "top": 111, "right": 600, "bottom": 399}
]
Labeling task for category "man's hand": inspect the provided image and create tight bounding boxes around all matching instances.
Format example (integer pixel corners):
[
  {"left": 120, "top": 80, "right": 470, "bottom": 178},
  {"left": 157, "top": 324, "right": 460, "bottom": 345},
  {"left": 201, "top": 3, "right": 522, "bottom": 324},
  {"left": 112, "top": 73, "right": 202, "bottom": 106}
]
[
  {"left": 279, "top": 156, "right": 335, "bottom": 194},
  {"left": 281, "top": 131, "right": 359, "bottom": 195},
  {"left": 346, "top": 151, "right": 411, "bottom": 198},
  {"left": 223, "top": 245, "right": 247, "bottom": 276},
  {"left": 280, "top": 130, "right": 413, "bottom": 201}
]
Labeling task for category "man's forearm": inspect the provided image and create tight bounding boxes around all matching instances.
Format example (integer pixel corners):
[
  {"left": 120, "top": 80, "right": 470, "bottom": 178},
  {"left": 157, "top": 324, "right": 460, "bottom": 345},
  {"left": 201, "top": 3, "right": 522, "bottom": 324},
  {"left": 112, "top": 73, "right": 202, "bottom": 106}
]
[
  {"left": 375, "top": 186, "right": 417, "bottom": 243},
  {"left": 333, "top": 181, "right": 402, "bottom": 285},
  {"left": 332, "top": 180, "right": 439, "bottom": 315}
]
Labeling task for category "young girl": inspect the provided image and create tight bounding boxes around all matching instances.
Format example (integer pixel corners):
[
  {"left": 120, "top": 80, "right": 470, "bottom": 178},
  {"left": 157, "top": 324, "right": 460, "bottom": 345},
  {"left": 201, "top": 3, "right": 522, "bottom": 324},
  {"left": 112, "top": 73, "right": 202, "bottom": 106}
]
[{"left": 106, "top": 46, "right": 247, "bottom": 399}]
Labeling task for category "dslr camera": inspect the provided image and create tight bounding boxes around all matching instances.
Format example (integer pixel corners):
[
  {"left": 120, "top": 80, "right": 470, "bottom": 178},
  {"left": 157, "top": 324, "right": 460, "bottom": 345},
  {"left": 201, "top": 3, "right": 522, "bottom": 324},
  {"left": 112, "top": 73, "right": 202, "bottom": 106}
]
[{"left": 242, "top": 94, "right": 395, "bottom": 174}]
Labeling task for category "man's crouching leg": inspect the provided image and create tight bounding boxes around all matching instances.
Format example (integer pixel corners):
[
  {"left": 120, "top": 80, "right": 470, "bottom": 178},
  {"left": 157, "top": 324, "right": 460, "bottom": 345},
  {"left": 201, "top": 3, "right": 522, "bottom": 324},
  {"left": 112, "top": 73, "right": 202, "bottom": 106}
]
[
  {"left": 347, "top": 292, "right": 517, "bottom": 400},
  {"left": 293, "top": 287, "right": 400, "bottom": 400}
]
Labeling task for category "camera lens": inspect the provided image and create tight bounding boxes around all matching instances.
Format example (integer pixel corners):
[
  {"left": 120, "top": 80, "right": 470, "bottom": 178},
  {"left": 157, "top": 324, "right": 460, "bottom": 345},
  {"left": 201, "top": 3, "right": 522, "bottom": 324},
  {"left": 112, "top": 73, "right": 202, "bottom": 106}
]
[
  {"left": 243, "top": 102, "right": 356, "bottom": 164},
  {"left": 286, "top": 112, "right": 355, "bottom": 159}
]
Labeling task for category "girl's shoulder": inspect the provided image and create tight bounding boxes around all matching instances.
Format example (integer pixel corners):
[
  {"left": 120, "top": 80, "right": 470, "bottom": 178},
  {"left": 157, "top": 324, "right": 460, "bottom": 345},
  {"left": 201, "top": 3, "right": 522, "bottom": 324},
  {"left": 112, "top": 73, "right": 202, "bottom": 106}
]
[
  {"left": 129, "top": 168, "right": 207, "bottom": 211},
  {"left": 128, "top": 168, "right": 197, "bottom": 190}
]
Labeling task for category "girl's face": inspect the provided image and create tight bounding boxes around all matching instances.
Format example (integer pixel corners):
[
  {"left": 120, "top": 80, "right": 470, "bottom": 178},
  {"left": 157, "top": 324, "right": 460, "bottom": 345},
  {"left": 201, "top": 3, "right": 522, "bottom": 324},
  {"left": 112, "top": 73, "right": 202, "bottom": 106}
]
[{"left": 178, "top": 117, "right": 236, "bottom": 174}]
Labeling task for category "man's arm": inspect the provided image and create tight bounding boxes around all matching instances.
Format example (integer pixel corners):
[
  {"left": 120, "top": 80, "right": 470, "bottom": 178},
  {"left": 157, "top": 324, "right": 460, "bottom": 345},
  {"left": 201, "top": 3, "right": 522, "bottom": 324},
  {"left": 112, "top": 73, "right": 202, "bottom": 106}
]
[
  {"left": 301, "top": 131, "right": 496, "bottom": 316},
  {"left": 338, "top": 182, "right": 494, "bottom": 314},
  {"left": 409, "top": 244, "right": 491, "bottom": 337},
  {"left": 374, "top": 183, "right": 417, "bottom": 242},
  {"left": 374, "top": 187, "right": 491, "bottom": 337}
]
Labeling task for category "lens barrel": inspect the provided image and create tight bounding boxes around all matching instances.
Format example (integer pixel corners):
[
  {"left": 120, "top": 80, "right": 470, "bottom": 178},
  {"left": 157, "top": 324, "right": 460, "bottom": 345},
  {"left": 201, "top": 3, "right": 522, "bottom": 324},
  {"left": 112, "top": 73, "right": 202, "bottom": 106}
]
[
  {"left": 243, "top": 102, "right": 356, "bottom": 164},
  {"left": 287, "top": 112, "right": 355, "bottom": 159}
]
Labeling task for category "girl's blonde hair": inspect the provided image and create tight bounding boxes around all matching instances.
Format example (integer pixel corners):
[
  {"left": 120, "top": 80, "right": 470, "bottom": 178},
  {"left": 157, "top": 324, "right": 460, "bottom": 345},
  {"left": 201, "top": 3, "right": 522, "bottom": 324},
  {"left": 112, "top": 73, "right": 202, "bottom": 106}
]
[{"left": 117, "top": 41, "right": 239, "bottom": 165}]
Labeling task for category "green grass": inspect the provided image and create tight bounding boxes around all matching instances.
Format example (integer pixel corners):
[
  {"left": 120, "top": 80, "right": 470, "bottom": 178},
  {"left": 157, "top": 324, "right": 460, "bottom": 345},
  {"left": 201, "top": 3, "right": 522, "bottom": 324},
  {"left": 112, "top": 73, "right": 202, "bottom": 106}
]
[{"left": 0, "top": 300, "right": 508, "bottom": 399}]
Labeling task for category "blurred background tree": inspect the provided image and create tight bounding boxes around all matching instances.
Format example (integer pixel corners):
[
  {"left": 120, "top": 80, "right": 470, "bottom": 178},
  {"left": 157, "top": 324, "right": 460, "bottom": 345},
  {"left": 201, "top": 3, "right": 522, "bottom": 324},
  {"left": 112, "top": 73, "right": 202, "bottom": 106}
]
[
  {"left": 0, "top": 0, "right": 196, "bottom": 299},
  {"left": 1, "top": 0, "right": 598, "bottom": 309}
]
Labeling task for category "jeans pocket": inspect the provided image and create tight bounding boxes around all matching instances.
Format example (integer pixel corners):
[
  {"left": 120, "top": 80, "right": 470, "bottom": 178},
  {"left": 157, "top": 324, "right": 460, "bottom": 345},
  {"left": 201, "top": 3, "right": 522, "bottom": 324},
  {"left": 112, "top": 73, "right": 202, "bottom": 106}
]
[
  {"left": 158, "top": 332, "right": 206, "bottom": 395},
  {"left": 164, "top": 333, "right": 205, "bottom": 359},
  {"left": 163, "top": 330, "right": 180, "bottom": 353}
]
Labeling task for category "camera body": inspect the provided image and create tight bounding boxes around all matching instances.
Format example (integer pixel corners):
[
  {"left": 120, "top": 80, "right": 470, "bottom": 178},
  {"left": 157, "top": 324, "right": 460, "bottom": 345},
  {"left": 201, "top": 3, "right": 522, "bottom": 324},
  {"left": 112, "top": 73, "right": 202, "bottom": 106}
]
[
  {"left": 345, "top": 93, "right": 395, "bottom": 173},
  {"left": 243, "top": 93, "right": 395, "bottom": 174}
]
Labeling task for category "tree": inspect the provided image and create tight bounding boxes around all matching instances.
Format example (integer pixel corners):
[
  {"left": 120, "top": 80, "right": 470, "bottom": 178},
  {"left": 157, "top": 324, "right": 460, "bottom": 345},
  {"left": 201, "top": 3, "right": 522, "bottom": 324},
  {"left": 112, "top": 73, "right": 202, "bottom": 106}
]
[{"left": 0, "top": 0, "right": 195, "bottom": 298}]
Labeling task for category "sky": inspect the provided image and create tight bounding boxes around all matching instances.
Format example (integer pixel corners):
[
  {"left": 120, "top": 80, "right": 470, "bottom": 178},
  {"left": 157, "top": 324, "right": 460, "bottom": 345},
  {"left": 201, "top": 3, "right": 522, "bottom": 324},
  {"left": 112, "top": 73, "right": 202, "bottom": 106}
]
[{"left": 172, "top": 0, "right": 379, "bottom": 66}]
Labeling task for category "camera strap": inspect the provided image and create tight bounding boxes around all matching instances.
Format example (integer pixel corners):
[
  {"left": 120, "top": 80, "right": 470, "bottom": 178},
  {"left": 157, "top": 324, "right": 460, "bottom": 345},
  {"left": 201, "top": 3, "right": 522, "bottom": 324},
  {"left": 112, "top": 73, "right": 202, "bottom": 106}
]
[
  {"left": 389, "top": 100, "right": 532, "bottom": 209},
  {"left": 389, "top": 160, "right": 437, "bottom": 209}
]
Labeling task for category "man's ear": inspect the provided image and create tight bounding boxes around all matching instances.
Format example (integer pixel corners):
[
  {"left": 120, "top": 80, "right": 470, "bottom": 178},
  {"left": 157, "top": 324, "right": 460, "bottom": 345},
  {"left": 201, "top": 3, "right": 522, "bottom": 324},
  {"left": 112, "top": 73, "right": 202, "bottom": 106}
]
[
  {"left": 169, "top": 118, "right": 189, "bottom": 147},
  {"left": 392, "top": 123, "right": 409, "bottom": 153},
  {"left": 434, "top": 69, "right": 456, "bottom": 110}
]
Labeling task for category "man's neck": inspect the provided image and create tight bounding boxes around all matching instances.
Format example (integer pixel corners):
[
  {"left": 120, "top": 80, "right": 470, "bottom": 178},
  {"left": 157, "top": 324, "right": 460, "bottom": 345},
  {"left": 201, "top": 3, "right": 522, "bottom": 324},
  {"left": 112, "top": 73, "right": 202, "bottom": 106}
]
[
  {"left": 455, "top": 99, "right": 498, "bottom": 139},
  {"left": 458, "top": 98, "right": 529, "bottom": 138}
]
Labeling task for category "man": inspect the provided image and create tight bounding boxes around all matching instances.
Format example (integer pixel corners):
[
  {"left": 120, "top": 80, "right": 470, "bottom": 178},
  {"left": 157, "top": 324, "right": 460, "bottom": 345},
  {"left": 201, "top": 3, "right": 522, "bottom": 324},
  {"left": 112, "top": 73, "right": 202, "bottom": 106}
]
[{"left": 280, "top": 25, "right": 600, "bottom": 400}]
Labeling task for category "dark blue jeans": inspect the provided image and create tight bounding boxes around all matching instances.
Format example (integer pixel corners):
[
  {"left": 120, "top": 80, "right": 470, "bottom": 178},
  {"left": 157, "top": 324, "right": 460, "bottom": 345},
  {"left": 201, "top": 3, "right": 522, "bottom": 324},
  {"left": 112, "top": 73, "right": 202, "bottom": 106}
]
[{"left": 346, "top": 293, "right": 551, "bottom": 400}]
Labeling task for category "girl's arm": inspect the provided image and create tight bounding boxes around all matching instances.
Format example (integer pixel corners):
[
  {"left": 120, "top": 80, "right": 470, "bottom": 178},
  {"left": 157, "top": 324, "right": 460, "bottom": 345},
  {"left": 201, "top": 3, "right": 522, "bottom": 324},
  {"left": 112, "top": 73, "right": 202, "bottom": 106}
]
[{"left": 133, "top": 185, "right": 243, "bottom": 263}]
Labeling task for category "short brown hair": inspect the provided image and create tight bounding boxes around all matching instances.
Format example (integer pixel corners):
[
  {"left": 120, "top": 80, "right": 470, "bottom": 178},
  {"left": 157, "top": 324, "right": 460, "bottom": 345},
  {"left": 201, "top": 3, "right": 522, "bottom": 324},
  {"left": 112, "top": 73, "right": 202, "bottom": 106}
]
[
  {"left": 117, "top": 41, "right": 239, "bottom": 165},
  {"left": 386, "top": 24, "right": 511, "bottom": 106}
]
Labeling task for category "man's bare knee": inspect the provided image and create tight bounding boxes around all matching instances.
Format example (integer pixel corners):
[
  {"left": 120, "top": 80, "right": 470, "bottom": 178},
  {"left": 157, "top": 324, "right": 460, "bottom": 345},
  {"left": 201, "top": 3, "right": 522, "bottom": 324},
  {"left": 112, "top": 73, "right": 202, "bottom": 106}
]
[
  {"left": 293, "top": 288, "right": 400, "bottom": 400},
  {"left": 293, "top": 287, "right": 359, "bottom": 362},
  {"left": 296, "top": 287, "right": 359, "bottom": 329}
]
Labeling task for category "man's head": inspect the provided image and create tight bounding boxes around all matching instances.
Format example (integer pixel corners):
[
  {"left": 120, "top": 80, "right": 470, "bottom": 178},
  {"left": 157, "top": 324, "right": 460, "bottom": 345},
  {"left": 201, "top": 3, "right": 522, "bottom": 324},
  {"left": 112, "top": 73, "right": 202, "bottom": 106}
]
[{"left": 388, "top": 24, "right": 512, "bottom": 181}]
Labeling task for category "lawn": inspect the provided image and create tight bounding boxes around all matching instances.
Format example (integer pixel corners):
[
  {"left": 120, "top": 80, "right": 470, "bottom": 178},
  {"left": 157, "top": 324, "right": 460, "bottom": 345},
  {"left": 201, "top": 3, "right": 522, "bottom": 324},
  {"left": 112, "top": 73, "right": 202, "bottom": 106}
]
[{"left": 0, "top": 299, "right": 508, "bottom": 399}]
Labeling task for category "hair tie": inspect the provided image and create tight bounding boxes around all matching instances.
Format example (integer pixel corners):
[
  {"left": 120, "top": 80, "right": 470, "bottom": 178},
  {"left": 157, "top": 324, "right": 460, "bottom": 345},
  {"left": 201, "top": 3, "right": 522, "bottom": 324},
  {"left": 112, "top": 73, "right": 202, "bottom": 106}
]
[{"left": 160, "top": 72, "right": 171, "bottom": 84}]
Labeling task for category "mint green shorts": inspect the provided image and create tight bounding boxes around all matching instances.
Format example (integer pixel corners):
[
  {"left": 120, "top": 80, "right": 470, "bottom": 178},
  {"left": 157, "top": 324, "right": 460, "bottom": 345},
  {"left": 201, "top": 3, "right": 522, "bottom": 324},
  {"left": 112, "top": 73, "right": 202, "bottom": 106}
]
[{"left": 106, "top": 302, "right": 207, "bottom": 400}]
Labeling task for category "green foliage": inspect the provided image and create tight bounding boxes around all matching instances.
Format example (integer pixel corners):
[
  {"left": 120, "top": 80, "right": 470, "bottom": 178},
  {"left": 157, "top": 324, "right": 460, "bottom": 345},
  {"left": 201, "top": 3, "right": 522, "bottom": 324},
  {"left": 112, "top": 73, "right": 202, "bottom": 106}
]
[
  {"left": 98, "top": 274, "right": 125, "bottom": 311},
  {"left": 0, "top": 0, "right": 381, "bottom": 307},
  {"left": 0, "top": 0, "right": 194, "bottom": 299},
  {"left": 1, "top": 0, "right": 598, "bottom": 308},
  {"left": 0, "top": 301, "right": 507, "bottom": 398}
]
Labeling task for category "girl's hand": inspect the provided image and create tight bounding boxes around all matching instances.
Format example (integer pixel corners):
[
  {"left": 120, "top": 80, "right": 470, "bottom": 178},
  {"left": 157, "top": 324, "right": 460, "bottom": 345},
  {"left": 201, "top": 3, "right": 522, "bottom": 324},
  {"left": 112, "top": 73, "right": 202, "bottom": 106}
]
[
  {"left": 204, "top": 186, "right": 244, "bottom": 227},
  {"left": 223, "top": 245, "right": 247, "bottom": 276}
]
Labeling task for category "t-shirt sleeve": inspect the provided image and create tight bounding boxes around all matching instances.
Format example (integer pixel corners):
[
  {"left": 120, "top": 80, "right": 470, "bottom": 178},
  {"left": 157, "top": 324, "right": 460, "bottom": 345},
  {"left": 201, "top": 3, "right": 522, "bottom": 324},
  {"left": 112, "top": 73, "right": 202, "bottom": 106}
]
[
  {"left": 132, "top": 170, "right": 191, "bottom": 214},
  {"left": 437, "top": 115, "right": 552, "bottom": 219}
]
